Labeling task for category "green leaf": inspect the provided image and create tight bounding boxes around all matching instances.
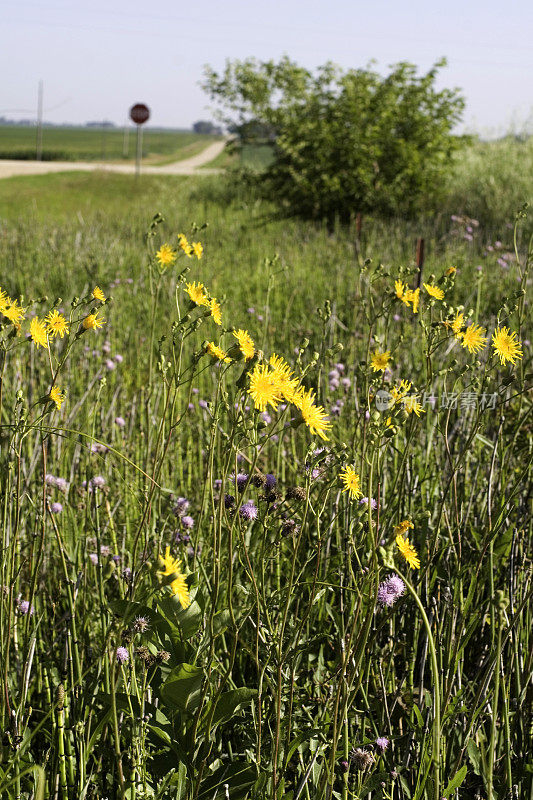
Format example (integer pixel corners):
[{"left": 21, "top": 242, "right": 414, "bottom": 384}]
[
  {"left": 210, "top": 688, "right": 257, "bottom": 727},
  {"left": 197, "top": 761, "right": 257, "bottom": 799},
  {"left": 160, "top": 663, "right": 204, "bottom": 713},
  {"left": 467, "top": 740, "right": 481, "bottom": 775},
  {"left": 158, "top": 596, "right": 203, "bottom": 640},
  {"left": 442, "top": 765, "right": 467, "bottom": 797}
]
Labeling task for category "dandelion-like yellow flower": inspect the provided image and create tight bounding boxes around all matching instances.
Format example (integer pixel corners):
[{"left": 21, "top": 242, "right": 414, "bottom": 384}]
[
  {"left": 158, "top": 546, "right": 191, "bottom": 609},
  {"left": 209, "top": 298, "right": 222, "bottom": 325},
  {"left": 185, "top": 282, "right": 209, "bottom": 306},
  {"left": 390, "top": 379, "right": 412, "bottom": 404},
  {"left": 192, "top": 242, "right": 203, "bottom": 260},
  {"left": 491, "top": 326, "right": 523, "bottom": 365},
  {"left": 45, "top": 310, "right": 69, "bottom": 338},
  {"left": 370, "top": 350, "right": 391, "bottom": 372},
  {"left": 340, "top": 465, "right": 362, "bottom": 500},
  {"left": 178, "top": 235, "right": 193, "bottom": 257},
  {"left": 423, "top": 283, "right": 444, "bottom": 300},
  {"left": 451, "top": 311, "right": 465, "bottom": 337},
  {"left": 92, "top": 286, "right": 106, "bottom": 302},
  {"left": 30, "top": 317, "right": 48, "bottom": 348},
  {"left": 396, "top": 533, "right": 420, "bottom": 569},
  {"left": 206, "top": 341, "right": 231, "bottom": 363},
  {"left": 461, "top": 323, "right": 487, "bottom": 355},
  {"left": 49, "top": 386, "right": 66, "bottom": 410},
  {"left": 405, "top": 288, "right": 420, "bottom": 314},
  {"left": 403, "top": 395, "right": 425, "bottom": 416},
  {"left": 293, "top": 387, "right": 332, "bottom": 441},
  {"left": 393, "top": 520, "right": 414, "bottom": 537},
  {"left": 269, "top": 354, "right": 300, "bottom": 402},
  {"left": 2, "top": 298, "right": 26, "bottom": 325},
  {"left": 83, "top": 312, "right": 105, "bottom": 331},
  {"left": 446, "top": 266, "right": 457, "bottom": 276},
  {"left": 248, "top": 363, "right": 282, "bottom": 412},
  {"left": 395, "top": 280, "right": 407, "bottom": 301},
  {"left": 156, "top": 244, "right": 177, "bottom": 268},
  {"left": 233, "top": 329, "right": 255, "bottom": 360},
  {"left": 0, "top": 287, "right": 9, "bottom": 313}
]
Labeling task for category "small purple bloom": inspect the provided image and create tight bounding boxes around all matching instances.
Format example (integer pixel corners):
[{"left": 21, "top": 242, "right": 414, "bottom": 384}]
[
  {"left": 247, "top": 307, "right": 255, "bottom": 314},
  {"left": 16, "top": 597, "right": 34, "bottom": 615},
  {"left": 265, "top": 473, "right": 276, "bottom": 490},
  {"left": 359, "top": 497, "right": 378, "bottom": 510},
  {"left": 55, "top": 477, "right": 68, "bottom": 492},
  {"left": 376, "top": 737, "right": 389, "bottom": 751},
  {"left": 105, "top": 359, "right": 116, "bottom": 371},
  {"left": 335, "top": 362, "right": 345, "bottom": 373},
  {"left": 261, "top": 412, "right": 272, "bottom": 424},
  {"left": 341, "top": 377, "right": 351, "bottom": 389},
  {"left": 89, "top": 553, "right": 99, "bottom": 565},
  {"left": 90, "top": 476, "right": 106, "bottom": 489},
  {"left": 45, "top": 473, "right": 57, "bottom": 486},
  {"left": 50, "top": 502, "right": 63, "bottom": 514},
  {"left": 377, "top": 574, "right": 406, "bottom": 608},
  {"left": 329, "top": 379, "right": 340, "bottom": 391},
  {"left": 213, "top": 479, "right": 222, "bottom": 489},
  {"left": 102, "top": 342, "right": 111, "bottom": 354},
  {"left": 239, "top": 501, "right": 258, "bottom": 521},
  {"left": 328, "top": 369, "right": 340, "bottom": 381},
  {"left": 192, "top": 387, "right": 199, "bottom": 394},
  {"left": 235, "top": 472, "right": 249, "bottom": 491},
  {"left": 199, "top": 399, "right": 208, "bottom": 409},
  {"left": 173, "top": 497, "right": 190, "bottom": 516},
  {"left": 181, "top": 515, "right": 194, "bottom": 530},
  {"left": 115, "top": 416, "right": 126, "bottom": 428},
  {"left": 116, "top": 646, "right": 129, "bottom": 664},
  {"left": 393, "top": 314, "right": 401, "bottom": 322},
  {"left": 188, "top": 403, "right": 195, "bottom": 411},
  {"left": 114, "top": 353, "right": 123, "bottom": 363},
  {"left": 224, "top": 493, "right": 236, "bottom": 509},
  {"left": 100, "top": 545, "right": 111, "bottom": 556}
]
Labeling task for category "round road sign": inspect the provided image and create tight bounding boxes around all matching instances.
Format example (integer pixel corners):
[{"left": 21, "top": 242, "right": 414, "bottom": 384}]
[{"left": 129, "top": 103, "right": 150, "bottom": 125}]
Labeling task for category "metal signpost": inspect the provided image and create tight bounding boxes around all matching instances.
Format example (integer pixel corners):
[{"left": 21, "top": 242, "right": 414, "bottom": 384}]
[{"left": 129, "top": 103, "right": 150, "bottom": 177}]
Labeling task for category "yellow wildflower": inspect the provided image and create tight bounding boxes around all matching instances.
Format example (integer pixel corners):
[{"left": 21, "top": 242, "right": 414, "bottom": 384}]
[
  {"left": 155, "top": 244, "right": 177, "bottom": 268},
  {"left": 370, "top": 350, "right": 391, "bottom": 372},
  {"left": 2, "top": 298, "right": 26, "bottom": 325},
  {"left": 233, "top": 329, "right": 255, "bottom": 360},
  {"left": 185, "top": 282, "right": 209, "bottom": 306},
  {"left": 192, "top": 242, "right": 203, "bottom": 260},
  {"left": 83, "top": 312, "right": 105, "bottom": 331},
  {"left": 396, "top": 533, "right": 420, "bottom": 569},
  {"left": 461, "top": 323, "right": 487, "bottom": 355},
  {"left": 248, "top": 363, "right": 282, "bottom": 412},
  {"left": 30, "top": 317, "right": 48, "bottom": 348},
  {"left": 491, "top": 326, "right": 523, "bottom": 365},
  {"left": 45, "top": 310, "right": 69, "bottom": 338},
  {"left": 206, "top": 341, "right": 231, "bottom": 363},
  {"left": 340, "top": 465, "right": 362, "bottom": 500},
  {"left": 49, "top": 386, "right": 66, "bottom": 410},
  {"left": 92, "top": 286, "right": 106, "bottom": 302},
  {"left": 293, "top": 387, "right": 332, "bottom": 441},
  {"left": 209, "top": 298, "right": 222, "bottom": 325},
  {"left": 393, "top": 520, "right": 414, "bottom": 537},
  {"left": 158, "top": 546, "right": 191, "bottom": 609},
  {"left": 423, "top": 283, "right": 444, "bottom": 300}
]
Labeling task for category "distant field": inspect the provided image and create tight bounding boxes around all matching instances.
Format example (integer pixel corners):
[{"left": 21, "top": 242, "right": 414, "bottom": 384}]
[{"left": 0, "top": 125, "right": 222, "bottom": 164}]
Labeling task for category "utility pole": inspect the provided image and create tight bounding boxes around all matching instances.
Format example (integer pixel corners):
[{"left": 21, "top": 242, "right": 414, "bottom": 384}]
[{"left": 36, "top": 80, "right": 43, "bottom": 161}]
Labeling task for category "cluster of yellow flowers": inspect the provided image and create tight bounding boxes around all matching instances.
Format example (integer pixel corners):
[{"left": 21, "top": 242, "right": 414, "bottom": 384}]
[
  {"left": 1, "top": 285, "right": 106, "bottom": 410},
  {"left": 394, "top": 520, "right": 420, "bottom": 569},
  {"left": 155, "top": 235, "right": 203, "bottom": 268},
  {"left": 449, "top": 311, "right": 523, "bottom": 364}
]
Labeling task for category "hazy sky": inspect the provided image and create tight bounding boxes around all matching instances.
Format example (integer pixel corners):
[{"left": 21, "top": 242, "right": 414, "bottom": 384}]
[{"left": 1, "top": 0, "right": 532, "bottom": 134}]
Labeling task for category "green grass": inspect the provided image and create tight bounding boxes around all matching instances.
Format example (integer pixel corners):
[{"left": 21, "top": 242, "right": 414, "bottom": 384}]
[
  {"left": 0, "top": 124, "right": 222, "bottom": 163},
  {"left": 0, "top": 168, "right": 531, "bottom": 800}
]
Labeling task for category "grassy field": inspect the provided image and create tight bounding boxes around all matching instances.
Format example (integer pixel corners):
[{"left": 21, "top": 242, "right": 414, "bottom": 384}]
[
  {"left": 0, "top": 157, "right": 531, "bottom": 800},
  {"left": 0, "top": 125, "right": 222, "bottom": 164}
]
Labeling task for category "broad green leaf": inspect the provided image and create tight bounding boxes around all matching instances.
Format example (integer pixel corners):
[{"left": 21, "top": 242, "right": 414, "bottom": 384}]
[
  {"left": 467, "top": 739, "right": 481, "bottom": 775},
  {"left": 442, "top": 765, "right": 468, "bottom": 797},
  {"left": 160, "top": 663, "right": 204, "bottom": 713},
  {"left": 209, "top": 688, "right": 257, "bottom": 727}
]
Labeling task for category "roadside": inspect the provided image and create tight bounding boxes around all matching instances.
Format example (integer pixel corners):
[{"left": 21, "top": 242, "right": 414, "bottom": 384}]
[{"left": 0, "top": 138, "right": 227, "bottom": 179}]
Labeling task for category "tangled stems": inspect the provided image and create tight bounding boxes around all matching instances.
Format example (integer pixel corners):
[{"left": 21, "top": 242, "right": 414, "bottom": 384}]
[{"left": 397, "top": 570, "right": 441, "bottom": 800}]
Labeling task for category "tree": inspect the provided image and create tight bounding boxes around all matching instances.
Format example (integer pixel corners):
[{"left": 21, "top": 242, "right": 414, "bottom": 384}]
[{"left": 202, "top": 57, "right": 465, "bottom": 220}]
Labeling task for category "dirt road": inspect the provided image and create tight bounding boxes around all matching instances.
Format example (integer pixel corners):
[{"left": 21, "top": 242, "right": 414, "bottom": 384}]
[{"left": 0, "top": 138, "right": 226, "bottom": 180}]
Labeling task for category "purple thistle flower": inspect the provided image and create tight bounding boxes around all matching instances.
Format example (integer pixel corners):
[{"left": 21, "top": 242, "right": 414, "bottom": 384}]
[
  {"left": 261, "top": 411, "right": 272, "bottom": 424},
  {"left": 116, "top": 646, "right": 129, "bottom": 664},
  {"left": 265, "top": 473, "right": 277, "bottom": 490},
  {"left": 377, "top": 574, "right": 406, "bottom": 608},
  {"left": 115, "top": 416, "right": 126, "bottom": 428},
  {"left": 376, "top": 737, "right": 389, "bottom": 752},
  {"left": 105, "top": 359, "right": 116, "bottom": 371},
  {"left": 199, "top": 399, "right": 208, "bottom": 409},
  {"left": 89, "top": 553, "right": 99, "bottom": 565},
  {"left": 239, "top": 501, "right": 258, "bottom": 521},
  {"left": 329, "top": 369, "right": 340, "bottom": 381},
  {"left": 335, "top": 362, "right": 345, "bottom": 373},
  {"left": 16, "top": 597, "right": 34, "bottom": 615},
  {"left": 235, "top": 472, "right": 249, "bottom": 491},
  {"left": 341, "top": 377, "right": 351, "bottom": 389},
  {"left": 90, "top": 476, "right": 106, "bottom": 489},
  {"left": 224, "top": 493, "right": 236, "bottom": 509},
  {"left": 181, "top": 515, "right": 194, "bottom": 530},
  {"left": 359, "top": 497, "right": 378, "bottom": 510},
  {"left": 55, "top": 477, "right": 68, "bottom": 492},
  {"left": 173, "top": 497, "right": 190, "bottom": 517},
  {"left": 50, "top": 502, "right": 63, "bottom": 514},
  {"left": 114, "top": 353, "right": 123, "bottom": 363},
  {"left": 213, "top": 478, "right": 222, "bottom": 489},
  {"left": 45, "top": 473, "right": 57, "bottom": 486},
  {"left": 102, "top": 342, "right": 111, "bottom": 354}
]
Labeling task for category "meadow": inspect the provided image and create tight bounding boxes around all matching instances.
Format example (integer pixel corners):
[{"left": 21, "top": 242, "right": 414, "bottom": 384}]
[
  {"left": 0, "top": 126, "right": 221, "bottom": 164},
  {"left": 0, "top": 142, "right": 531, "bottom": 800}
]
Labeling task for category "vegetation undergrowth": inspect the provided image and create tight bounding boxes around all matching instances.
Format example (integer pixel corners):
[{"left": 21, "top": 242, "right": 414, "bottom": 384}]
[{"left": 0, "top": 172, "right": 531, "bottom": 800}]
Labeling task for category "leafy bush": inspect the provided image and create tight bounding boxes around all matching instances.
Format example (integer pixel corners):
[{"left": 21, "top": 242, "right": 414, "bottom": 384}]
[{"left": 203, "top": 57, "right": 465, "bottom": 220}]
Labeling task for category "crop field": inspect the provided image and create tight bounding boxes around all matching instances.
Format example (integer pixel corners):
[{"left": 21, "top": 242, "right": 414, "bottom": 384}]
[
  {"left": 0, "top": 125, "right": 221, "bottom": 164},
  {"left": 0, "top": 146, "right": 531, "bottom": 800}
]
